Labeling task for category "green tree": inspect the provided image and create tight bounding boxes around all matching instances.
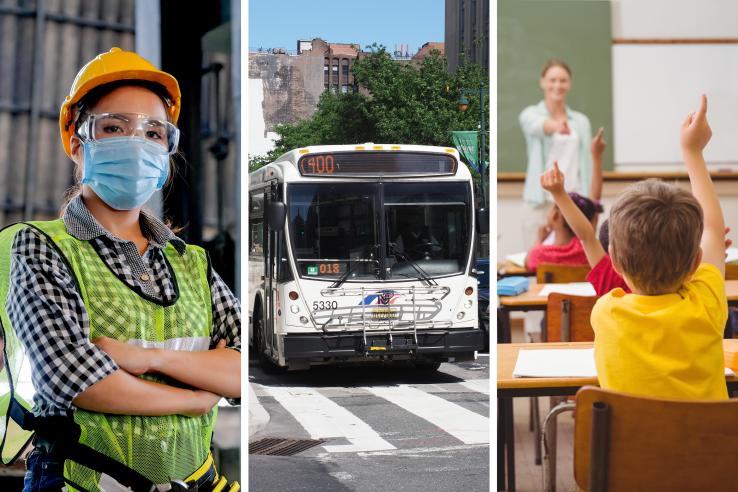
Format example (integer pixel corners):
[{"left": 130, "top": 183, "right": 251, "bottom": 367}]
[{"left": 248, "top": 46, "right": 489, "bottom": 171}]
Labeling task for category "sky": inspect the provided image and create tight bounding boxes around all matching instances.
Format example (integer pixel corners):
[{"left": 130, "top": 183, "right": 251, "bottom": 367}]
[{"left": 248, "top": 0, "right": 444, "bottom": 56}]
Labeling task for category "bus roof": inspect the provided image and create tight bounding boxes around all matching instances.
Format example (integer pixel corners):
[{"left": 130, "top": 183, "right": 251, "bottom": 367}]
[{"left": 249, "top": 143, "right": 473, "bottom": 186}]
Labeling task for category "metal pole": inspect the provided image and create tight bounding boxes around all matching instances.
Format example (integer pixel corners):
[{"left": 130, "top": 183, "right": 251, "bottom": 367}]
[
  {"left": 479, "top": 84, "right": 486, "bottom": 208},
  {"left": 541, "top": 401, "right": 576, "bottom": 492},
  {"left": 589, "top": 401, "right": 610, "bottom": 492},
  {"left": 232, "top": 0, "right": 241, "bottom": 298},
  {"left": 23, "top": 0, "right": 46, "bottom": 219}
]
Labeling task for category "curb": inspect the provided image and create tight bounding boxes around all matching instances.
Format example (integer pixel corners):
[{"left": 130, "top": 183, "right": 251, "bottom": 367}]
[{"left": 249, "top": 383, "right": 270, "bottom": 437}]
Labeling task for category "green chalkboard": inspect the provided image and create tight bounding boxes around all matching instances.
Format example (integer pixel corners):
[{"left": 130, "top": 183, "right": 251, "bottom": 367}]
[{"left": 498, "top": 0, "right": 613, "bottom": 173}]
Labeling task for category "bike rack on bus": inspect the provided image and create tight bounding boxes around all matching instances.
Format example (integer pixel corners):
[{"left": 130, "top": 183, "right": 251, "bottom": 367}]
[{"left": 320, "top": 285, "right": 450, "bottom": 353}]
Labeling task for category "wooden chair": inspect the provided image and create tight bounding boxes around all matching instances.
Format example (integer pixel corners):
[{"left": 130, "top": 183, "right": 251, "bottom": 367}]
[
  {"left": 536, "top": 294, "right": 598, "bottom": 482},
  {"left": 536, "top": 263, "right": 591, "bottom": 284},
  {"left": 725, "top": 263, "right": 738, "bottom": 280},
  {"left": 573, "top": 386, "right": 738, "bottom": 492},
  {"left": 544, "top": 293, "right": 597, "bottom": 343}
]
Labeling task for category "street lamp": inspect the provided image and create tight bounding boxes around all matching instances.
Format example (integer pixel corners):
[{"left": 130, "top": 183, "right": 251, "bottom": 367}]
[
  {"left": 457, "top": 87, "right": 488, "bottom": 207},
  {"left": 457, "top": 94, "right": 470, "bottom": 113}
]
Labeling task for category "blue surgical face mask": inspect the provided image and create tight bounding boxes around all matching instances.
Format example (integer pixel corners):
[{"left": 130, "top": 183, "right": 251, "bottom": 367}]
[{"left": 81, "top": 137, "right": 169, "bottom": 210}]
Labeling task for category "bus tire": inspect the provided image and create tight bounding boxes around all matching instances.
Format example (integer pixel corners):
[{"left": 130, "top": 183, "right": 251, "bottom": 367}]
[{"left": 480, "top": 310, "right": 490, "bottom": 353}]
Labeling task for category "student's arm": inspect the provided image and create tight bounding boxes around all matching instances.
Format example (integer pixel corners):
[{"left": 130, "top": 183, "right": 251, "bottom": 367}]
[
  {"left": 541, "top": 161, "right": 607, "bottom": 267},
  {"left": 73, "top": 371, "right": 221, "bottom": 417},
  {"left": 93, "top": 337, "right": 240, "bottom": 399},
  {"left": 590, "top": 127, "right": 605, "bottom": 202},
  {"left": 680, "top": 94, "right": 725, "bottom": 275}
]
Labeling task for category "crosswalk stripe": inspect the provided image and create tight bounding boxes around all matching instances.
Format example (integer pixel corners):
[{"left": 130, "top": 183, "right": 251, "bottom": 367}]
[
  {"left": 365, "top": 385, "right": 489, "bottom": 444},
  {"left": 263, "top": 386, "right": 396, "bottom": 453},
  {"left": 357, "top": 443, "right": 489, "bottom": 457},
  {"left": 458, "top": 378, "right": 490, "bottom": 395}
]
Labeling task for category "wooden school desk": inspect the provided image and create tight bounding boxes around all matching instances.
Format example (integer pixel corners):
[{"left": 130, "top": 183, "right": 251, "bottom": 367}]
[
  {"left": 496, "top": 341, "right": 738, "bottom": 492},
  {"left": 497, "top": 261, "right": 534, "bottom": 278},
  {"left": 497, "top": 280, "right": 738, "bottom": 344}
]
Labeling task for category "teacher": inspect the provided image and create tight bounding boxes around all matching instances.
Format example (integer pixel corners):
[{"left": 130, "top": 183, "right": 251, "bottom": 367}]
[{"left": 519, "top": 59, "right": 593, "bottom": 246}]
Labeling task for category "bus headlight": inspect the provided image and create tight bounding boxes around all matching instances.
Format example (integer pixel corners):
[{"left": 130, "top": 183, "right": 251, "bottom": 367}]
[
  {"left": 464, "top": 299, "right": 473, "bottom": 309},
  {"left": 290, "top": 305, "right": 300, "bottom": 314},
  {"left": 299, "top": 316, "right": 309, "bottom": 324},
  {"left": 456, "top": 312, "right": 465, "bottom": 320}
]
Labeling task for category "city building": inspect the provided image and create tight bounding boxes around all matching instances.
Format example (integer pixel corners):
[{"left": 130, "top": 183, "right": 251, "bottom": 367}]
[
  {"left": 445, "top": 0, "right": 489, "bottom": 71},
  {"left": 298, "top": 39, "right": 361, "bottom": 94},
  {"left": 249, "top": 38, "right": 361, "bottom": 156},
  {"left": 249, "top": 38, "right": 445, "bottom": 156},
  {"left": 412, "top": 41, "right": 445, "bottom": 65}
]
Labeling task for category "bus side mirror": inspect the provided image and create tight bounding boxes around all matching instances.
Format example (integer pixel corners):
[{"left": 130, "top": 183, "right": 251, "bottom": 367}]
[
  {"left": 266, "top": 202, "right": 286, "bottom": 230},
  {"left": 476, "top": 208, "right": 489, "bottom": 235}
]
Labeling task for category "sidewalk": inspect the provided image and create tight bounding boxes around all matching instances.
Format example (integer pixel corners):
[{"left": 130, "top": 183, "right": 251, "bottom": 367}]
[{"left": 249, "top": 383, "right": 270, "bottom": 437}]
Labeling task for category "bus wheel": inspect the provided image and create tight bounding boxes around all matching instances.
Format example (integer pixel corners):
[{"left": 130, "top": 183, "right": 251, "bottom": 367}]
[{"left": 414, "top": 361, "right": 441, "bottom": 372}]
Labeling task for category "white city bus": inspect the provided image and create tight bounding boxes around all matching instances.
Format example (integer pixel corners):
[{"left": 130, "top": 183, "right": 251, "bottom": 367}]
[{"left": 248, "top": 144, "right": 487, "bottom": 370}]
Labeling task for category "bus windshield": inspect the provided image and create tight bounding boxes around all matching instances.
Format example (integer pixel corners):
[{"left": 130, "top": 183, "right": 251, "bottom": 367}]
[
  {"left": 287, "top": 181, "right": 471, "bottom": 281},
  {"left": 385, "top": 182, "right": 470, "bottom": 279},
  {"left": 288, "top": 183, "right": 380, "bottom": 280}
]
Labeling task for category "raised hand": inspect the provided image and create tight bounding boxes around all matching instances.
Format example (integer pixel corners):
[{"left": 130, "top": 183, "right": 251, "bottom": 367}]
[
  {"left": 540, "top": 161, "right": 566, "bottom": 195},
  {"left": 591, "top": 127, "right": 606, "bottom": 158},
  {"left": 680, "top": 94, "right": 712, "bottom": 153}
]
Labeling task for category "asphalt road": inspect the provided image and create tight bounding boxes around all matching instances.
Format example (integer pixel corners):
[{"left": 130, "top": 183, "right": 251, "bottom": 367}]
[{"left": 249, "top": 356, "right": 490, "bottom": 492}]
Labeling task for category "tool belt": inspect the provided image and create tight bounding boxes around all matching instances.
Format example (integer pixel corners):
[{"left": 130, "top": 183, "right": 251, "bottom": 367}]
[{"left": 17, "top": 402, "right": 239, "bottom": 492}]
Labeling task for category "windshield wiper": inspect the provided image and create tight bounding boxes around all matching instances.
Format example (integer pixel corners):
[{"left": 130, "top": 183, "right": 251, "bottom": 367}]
[
  {"left": 329, "top": 244, "right": 380, "bottom": 288},
  {"left": 388, "top": 242, "right": 438, "bottom": 286}
]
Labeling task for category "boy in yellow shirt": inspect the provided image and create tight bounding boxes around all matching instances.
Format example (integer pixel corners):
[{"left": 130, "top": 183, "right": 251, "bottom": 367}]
[{"left": 592, "top": 95, "right": 728, "bottom": 400}]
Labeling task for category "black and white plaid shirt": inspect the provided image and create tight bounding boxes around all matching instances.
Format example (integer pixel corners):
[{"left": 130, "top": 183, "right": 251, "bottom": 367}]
[{"left": 6, "top": 195, "right": 241, "bottom": 416}]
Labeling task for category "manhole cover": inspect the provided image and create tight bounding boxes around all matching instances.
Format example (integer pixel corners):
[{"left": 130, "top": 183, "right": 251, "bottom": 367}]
[{"left": 249, "top": 438, "right": 326, "bottom": 456}]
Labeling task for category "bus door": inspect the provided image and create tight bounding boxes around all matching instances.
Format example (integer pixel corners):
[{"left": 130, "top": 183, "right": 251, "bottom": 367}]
[{"left": 263, "top": 183, "right": 283, "bottom": 355}]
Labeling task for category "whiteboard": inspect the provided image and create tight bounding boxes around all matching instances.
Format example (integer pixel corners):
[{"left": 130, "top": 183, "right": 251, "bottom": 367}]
[{"left": 613, "top": 45, "right": 738, "bottom": 169}]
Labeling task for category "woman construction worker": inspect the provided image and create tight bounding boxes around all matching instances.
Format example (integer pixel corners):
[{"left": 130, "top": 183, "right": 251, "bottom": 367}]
[{"left": 0, "top": 48, "right": 240, "bottom": 491}]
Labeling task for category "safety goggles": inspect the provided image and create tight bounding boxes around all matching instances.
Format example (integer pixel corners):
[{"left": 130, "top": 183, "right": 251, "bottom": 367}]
[{"left": 77, "top": 112, "right": 180, "bottom": 154}]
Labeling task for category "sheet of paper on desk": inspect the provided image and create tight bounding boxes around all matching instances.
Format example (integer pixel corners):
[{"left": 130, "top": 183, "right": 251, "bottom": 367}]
[
  {"left": 537, "top": 282, "right": 596, "bottom": 297},
  {"left": 727, "top": 247, "right": 738, "bottom": 264},
  {"left": 512, "top": 348, "right": 737, "bottom": 378},
  {"left": 513, "top": 348, "right": 597, "bottom": 378},
  {"left": 504, "top": 251, "right": 527, "bottom": 267}
]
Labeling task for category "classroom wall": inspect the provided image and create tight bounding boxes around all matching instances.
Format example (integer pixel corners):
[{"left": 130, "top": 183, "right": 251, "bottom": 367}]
[
  {"left": 497, "top": 1, "right": 738, "bottom": 259},
  {"left": 611, "top": 0, "right": 738, "bottom": 38},
  {"left": 610, "top": 0, "right": 738, "bottom": 170},
  {"left": 497, "top": 181, "right": 738, "bottom": 261}
]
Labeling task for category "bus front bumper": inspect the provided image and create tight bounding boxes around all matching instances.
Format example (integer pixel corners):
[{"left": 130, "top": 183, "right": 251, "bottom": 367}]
[{"left": 282, "top": 328, "right": 483, "bottom": 364}]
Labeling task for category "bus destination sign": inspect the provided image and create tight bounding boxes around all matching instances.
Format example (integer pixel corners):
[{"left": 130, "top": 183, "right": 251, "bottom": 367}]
[{"left": 298, "top": 152, "right": 457, "bottom": 177}]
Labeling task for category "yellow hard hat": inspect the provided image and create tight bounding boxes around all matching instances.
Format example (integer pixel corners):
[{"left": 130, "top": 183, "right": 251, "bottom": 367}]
[{"left": 59, "top": 47, "right": 181, "bottom": 158}]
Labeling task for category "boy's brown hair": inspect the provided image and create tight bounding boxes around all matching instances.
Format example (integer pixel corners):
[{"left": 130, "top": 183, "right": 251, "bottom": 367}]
[{"left": 609, "top": 179, "right": 703, "bottom": 295}]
